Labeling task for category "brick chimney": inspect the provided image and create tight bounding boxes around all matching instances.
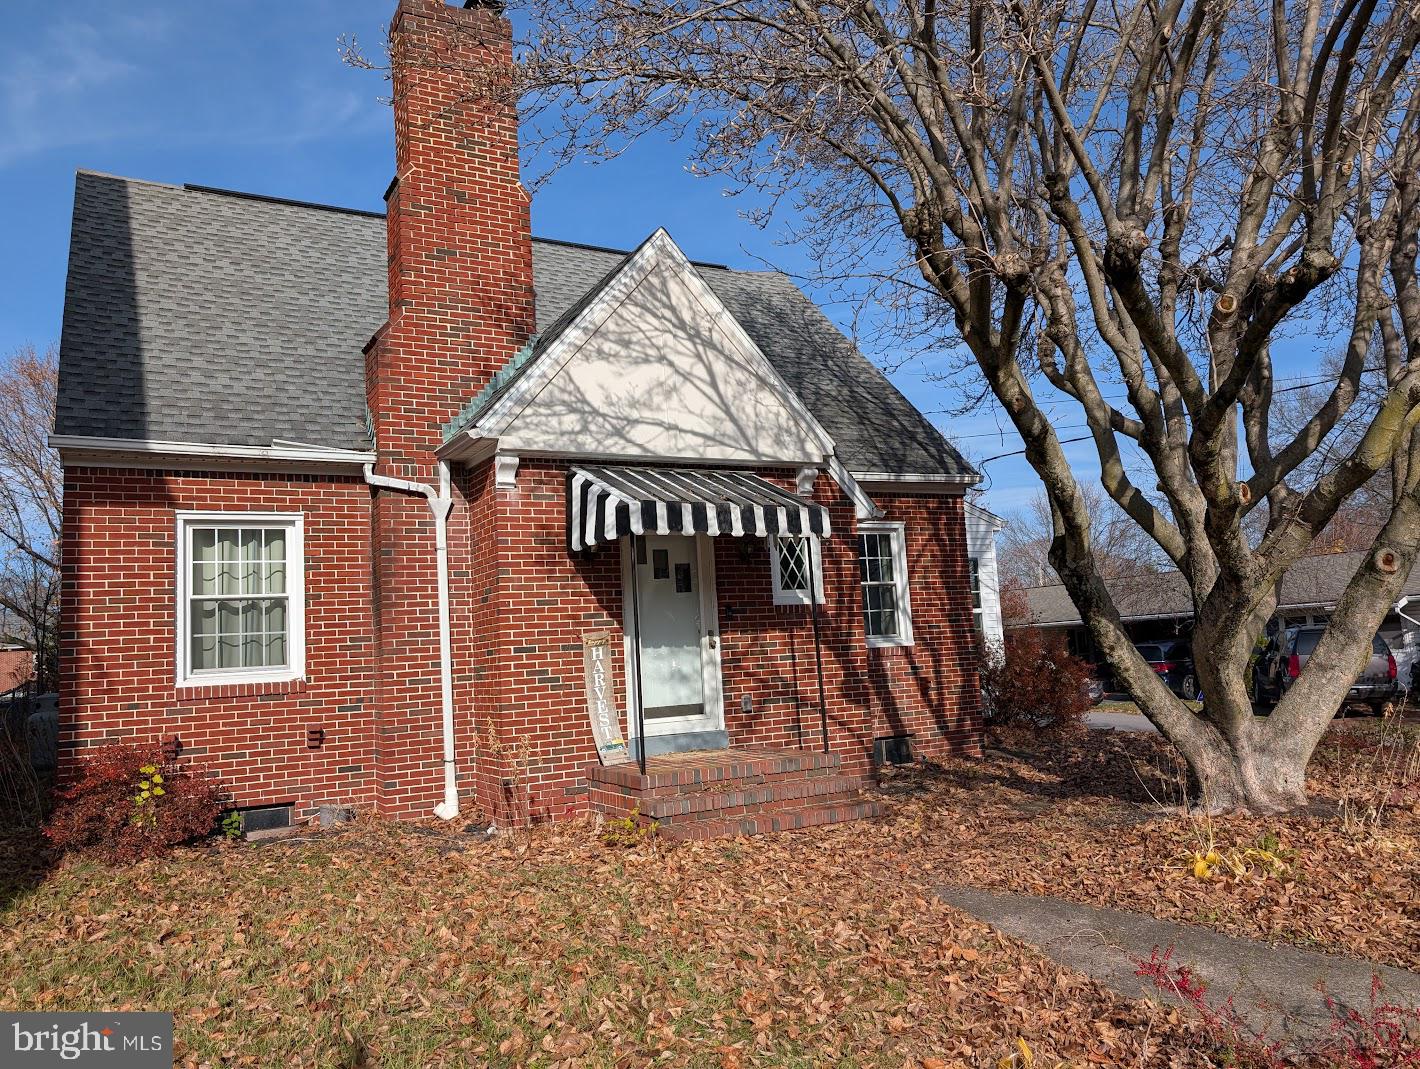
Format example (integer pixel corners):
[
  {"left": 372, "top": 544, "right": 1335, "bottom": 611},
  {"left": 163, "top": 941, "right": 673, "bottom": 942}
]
[
  {"left": 369, "top": 0, "right": 535, "bottom": 478},
  {"left": 366, "top": 0, "right": 534, "bottom": 818}
]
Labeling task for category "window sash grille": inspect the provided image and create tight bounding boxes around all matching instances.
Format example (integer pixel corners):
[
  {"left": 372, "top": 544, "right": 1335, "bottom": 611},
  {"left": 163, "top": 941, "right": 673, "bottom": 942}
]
[
  {"left": 771, "top": 536, "right": 823, "bottom": 605},
  {"left": 176, "top": 514, "right": 303, "bottom": 685}
]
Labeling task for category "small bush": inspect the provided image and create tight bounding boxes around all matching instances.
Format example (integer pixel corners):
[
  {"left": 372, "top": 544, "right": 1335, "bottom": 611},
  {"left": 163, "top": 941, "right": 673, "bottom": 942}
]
[
  {"left": 1136, "top": 945, "right": 1420, "bottom": 1068},
  {"left": 44, "top": 744, "right": 223, "bottom": 862},
  {"left": 599, "top": 807, "right": 659, "bottom": 847},
  {"left": 980, "top": 629, "right": 1092, "bottom": 738}
]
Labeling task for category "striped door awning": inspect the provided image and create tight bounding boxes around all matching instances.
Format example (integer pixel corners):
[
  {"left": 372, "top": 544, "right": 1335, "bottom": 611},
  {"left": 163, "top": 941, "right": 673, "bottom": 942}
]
[{"left": 568, "top": 466, "right": 831, "bottom": 551}]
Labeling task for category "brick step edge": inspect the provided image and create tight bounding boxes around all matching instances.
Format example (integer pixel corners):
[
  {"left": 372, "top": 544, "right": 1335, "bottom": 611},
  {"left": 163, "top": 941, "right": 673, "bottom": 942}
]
[
  {"left": 642, "top": 766, "right": 844, "bottom": 797},
  {"left": 658, "top": 799, "right": 885, "bottom": 842},
  {"left": 638, "top": 775, "right": 867, "bottom": 822},
  {"left": 587, "top": 752, "right": 843, "bottom": 795}
]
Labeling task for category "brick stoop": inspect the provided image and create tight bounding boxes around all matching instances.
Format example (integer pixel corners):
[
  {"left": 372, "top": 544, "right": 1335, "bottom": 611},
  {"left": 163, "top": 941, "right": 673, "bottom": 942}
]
[{"left": 587, "top": 747, "right": 885, "bottom": 841}]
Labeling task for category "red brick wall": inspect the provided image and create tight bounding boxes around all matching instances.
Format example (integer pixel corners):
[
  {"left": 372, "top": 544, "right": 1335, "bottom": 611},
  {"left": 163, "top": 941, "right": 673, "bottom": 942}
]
[
  {"left": 860, "top": 491, "right": 984, "bottom": 761},
  {"left": 58, "top": 467, "right": 378, "bottom": 819},
  {"left": 460, "top": 462, "right": 982, "bottom": 823},
  {"left": 713, "top": 483, "right": 983, "bottom": 777},
  {"left": 58, "top": 462, "right": 982, "bottom": 826},
  {"left": 457, "top": 459, "right": 626, "bottom": 824},
  {"left": 363, "top": 0, "right": 536, "bottom": 816},
  {"left": 0, "top": 650, "right": 32, "bottom": 693}
]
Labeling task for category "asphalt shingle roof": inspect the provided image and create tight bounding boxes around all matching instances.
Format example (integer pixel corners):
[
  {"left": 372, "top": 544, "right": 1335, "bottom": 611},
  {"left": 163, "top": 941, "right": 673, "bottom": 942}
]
[
  {"left": 56, "top": 171, "right": 975, "bottom": 479},
  {"left": 1019, "top": 551, "right": 1420, "bottom": 626}
]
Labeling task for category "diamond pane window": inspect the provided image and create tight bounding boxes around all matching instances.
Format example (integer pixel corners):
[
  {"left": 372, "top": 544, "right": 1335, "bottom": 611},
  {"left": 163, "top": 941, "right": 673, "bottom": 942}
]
[{"left": 769, "top": 536, "right": 824, "bottom": 605}]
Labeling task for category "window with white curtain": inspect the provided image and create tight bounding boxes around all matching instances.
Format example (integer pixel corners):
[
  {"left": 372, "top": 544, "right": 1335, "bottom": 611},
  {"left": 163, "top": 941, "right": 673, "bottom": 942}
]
[{"left": 176, "top": 513, "right": 304, "bottom": 684}]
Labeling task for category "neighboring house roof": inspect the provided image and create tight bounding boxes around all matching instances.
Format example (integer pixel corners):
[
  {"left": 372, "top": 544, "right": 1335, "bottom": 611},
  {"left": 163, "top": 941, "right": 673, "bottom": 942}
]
[
  {"left": 56, "top": 172, "right": 975, "bottom": 480},
  {"left": 964, "top": 499, "right": 1006, "bottom": 530},
  {"left": 1017, "top": 551, "right": 1420, "bottom": 626}
]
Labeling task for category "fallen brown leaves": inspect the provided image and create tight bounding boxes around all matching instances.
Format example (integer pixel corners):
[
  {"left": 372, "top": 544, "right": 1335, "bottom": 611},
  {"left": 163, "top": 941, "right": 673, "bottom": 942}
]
[
  {"left": 891, "top": 721, "right": 1419, "bottom": 971},
  {"left": 0, "top": 817, "right": 1212, "bottom": 1066},
  {"left": 0, "top": 721, "right": 1410, "bottom": 1067}
]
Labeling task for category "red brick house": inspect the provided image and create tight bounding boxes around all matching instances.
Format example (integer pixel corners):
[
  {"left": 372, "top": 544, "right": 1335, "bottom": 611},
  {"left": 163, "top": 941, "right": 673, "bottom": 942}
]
[
  {"left": 0, "top": 648, "right": 33, "bottom": 697},
  {"left": 51, "top": 0, "right": 983, "bottom": 837}
]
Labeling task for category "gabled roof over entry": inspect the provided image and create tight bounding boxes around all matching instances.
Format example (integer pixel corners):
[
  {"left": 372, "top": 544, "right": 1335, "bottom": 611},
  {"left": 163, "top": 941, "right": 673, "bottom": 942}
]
[
  {"left": 55, "top": 172, "right": 977, "bottom": 480},
  {"left": 448, "top": 229, "right": 832, "bottom": 467}
]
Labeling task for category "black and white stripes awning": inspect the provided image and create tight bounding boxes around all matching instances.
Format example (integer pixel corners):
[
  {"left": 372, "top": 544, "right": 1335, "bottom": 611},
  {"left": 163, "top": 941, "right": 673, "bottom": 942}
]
[{"left": 568, "top": 466, "right": 831, "bottom": 551}]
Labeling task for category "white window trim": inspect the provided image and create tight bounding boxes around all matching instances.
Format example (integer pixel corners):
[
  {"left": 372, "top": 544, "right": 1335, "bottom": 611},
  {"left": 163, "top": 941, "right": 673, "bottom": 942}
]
[
  {"left": 858, "top": 521, "right": 914, "bottom": 648},
  {"left": 174, "top": 511, "right": 306, "bottom": 687},
  {"left": 769, "top": 535, "right": 826, "bottom": 606},
  {"left": 969, "top": 557, "right": 984, "bottom": 633}
]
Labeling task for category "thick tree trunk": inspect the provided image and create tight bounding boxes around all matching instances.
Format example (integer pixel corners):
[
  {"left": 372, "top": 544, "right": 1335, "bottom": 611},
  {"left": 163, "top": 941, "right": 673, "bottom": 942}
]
[{"left": 1157, "top": 711, "right": 1311, "bottom": 814}]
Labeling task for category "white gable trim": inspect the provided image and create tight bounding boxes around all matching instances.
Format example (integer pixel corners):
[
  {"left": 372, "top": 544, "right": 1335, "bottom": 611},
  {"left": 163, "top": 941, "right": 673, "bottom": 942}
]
[
  {"left": 965, "top": 499, "right": 1007, "bottom": 531},
  {"left": 828, "top": 457, "right": 883, "bottom": 520},
  {"left": 855, "top": 472, "right": 980, "bottom": 497},
  {"left": 452, "top": 229, "right": 836, "bottom": 460}
]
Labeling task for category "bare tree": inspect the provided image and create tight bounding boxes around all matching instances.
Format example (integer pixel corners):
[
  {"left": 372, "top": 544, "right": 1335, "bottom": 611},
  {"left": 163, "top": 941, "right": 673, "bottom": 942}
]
[
  {"left": 1264, "top": 345, "right": 1396, "bottom": 553},
  {"left": 0, "top": 345, "right": 61, "bottom": 691},
  {"left": 352, "top": 0, "right": 1420, "bottom": 811},
  {"left": 1000, "top": 485, "right": 1166, "bottom": 587}
]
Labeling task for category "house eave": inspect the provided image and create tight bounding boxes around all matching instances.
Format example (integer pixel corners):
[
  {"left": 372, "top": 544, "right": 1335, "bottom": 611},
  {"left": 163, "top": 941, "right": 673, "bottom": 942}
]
[
  {"left": 437, "top": 428, "right": 831, "bottom": 471},
  {"left": 49, "top": 434, "right": 377, "bottom": 474},
  {"left": 854, "top": 472, "right": 979, "bottom": 495}
]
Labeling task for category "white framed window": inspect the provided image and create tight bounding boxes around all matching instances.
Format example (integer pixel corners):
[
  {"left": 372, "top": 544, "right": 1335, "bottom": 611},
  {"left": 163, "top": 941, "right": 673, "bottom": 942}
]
[
  {"left": 857, "top": 522, "right": 913, "bottom": 647},
  {"left": 969, "top": 557, "right": 984, "bottom": 635},
  {"left": 175, "top": 512, "right": 305, "bottom": 686},
  {"left": 769, "top": 535, "right": 825, "bottom": 605}
]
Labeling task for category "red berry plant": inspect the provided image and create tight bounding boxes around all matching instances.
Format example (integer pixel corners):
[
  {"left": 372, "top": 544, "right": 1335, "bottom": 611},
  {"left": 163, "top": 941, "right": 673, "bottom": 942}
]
[
  {"left": 1325, "top": 975, "right": 1420, "bottom": 1069},
  {"left": 45, "top": 744, "right": 224, "bottom": 862},
  {"left": 1134, "top": 945, "right": 1286, "bottom": 1068},
  {"left": 1136, "top": 945, "right": 1420, "bottom": 1068}
]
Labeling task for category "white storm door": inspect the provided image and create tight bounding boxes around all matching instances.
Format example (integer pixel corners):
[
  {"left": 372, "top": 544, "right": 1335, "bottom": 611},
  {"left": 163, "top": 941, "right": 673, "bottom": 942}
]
[{"left": 622, "top": 533, "right": 724, "bottom": 738}]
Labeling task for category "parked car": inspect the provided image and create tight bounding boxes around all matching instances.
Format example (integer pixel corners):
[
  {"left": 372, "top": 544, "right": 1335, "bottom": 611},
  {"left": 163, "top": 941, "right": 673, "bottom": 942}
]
[
  {"left": 1082, "top": 673, "right": 1106, "bottom": 706},
  {"left": 1253, "top": 627, "right": 1396, "bottom": 715},
  {"left": 1134, "top": 641, "right": 1198, "bottom": 701}
]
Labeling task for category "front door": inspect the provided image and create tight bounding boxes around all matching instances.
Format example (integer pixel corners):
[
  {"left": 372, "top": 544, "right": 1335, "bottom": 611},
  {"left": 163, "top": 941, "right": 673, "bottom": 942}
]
[{"left": 622, "top": 533, "right": 725, "bottom": 752}]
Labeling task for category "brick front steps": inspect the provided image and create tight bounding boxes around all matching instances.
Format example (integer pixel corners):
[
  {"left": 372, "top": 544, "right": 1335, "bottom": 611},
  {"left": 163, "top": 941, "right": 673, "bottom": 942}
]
[{"left": 587, "top": 747, "right": 884, "bottom": 841}]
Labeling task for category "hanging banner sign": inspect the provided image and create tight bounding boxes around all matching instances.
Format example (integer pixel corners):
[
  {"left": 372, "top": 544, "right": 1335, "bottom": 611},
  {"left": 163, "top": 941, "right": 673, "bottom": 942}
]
[{"left": 584, "top": 631, "right": 630, "bottom": 765}]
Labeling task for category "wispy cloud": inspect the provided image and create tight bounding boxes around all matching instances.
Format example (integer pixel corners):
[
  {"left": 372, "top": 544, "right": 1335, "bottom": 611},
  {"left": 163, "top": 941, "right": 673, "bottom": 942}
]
[
  {"left": 0, "top": 15, "right": 158, "bottom": 167},
  {"left": 184, "top": 79, "right": 387, "bottom": 151}
]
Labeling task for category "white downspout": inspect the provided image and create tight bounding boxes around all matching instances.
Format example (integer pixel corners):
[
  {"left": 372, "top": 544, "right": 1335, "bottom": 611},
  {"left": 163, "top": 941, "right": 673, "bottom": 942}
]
[
  {"left": 363, "top": 462, "right": 460, "bottom": 821},
  {"left": 1393, "top": 597, "right": 1418, "bottom": 697}
]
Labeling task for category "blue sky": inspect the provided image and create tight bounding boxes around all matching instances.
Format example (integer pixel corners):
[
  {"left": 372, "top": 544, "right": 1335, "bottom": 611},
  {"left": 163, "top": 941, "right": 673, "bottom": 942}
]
[{"left": 0, "top": 1, "right": 1113, "bottom": 518}]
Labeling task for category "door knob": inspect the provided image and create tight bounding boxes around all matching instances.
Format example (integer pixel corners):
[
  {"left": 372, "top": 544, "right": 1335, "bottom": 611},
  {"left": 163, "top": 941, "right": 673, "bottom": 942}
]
[{"left": 708, "top": 632, "right": 719, "bottom": 649}]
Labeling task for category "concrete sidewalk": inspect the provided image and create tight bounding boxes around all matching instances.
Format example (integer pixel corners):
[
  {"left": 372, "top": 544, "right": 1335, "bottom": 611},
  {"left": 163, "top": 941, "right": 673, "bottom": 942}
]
[
  {"left": 1086, "top": 710, "right": 1159, "bottom": 733},
  {"left": 937, "top": 886, "right": 1420, "bottom": 1053}
]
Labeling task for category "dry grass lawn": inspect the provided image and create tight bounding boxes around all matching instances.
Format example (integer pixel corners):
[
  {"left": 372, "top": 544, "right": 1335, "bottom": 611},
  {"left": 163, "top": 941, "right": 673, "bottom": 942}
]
[{"left": 0, "top": 720, "right": 1414, "bottom": 1069}]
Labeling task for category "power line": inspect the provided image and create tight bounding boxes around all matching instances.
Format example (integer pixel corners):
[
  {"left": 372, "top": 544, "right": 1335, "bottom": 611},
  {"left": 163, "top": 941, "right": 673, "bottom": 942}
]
[{"left": 979, "top": 434, "right": 1094, "bottom": 465}]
